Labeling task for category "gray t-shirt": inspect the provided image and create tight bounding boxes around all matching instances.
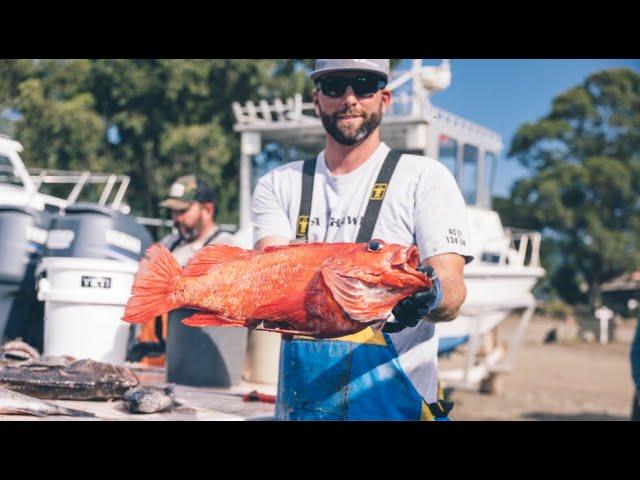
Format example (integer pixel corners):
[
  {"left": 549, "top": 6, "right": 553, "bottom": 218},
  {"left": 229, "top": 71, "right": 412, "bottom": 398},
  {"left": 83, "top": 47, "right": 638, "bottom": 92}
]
[{"left": 160, "top": 226, "right": 238, "bottom": 267}]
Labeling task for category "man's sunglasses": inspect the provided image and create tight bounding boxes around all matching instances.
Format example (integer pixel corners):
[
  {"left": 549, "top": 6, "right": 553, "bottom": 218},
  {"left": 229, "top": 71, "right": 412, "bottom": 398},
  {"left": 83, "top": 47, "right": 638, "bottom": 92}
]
[{"left": 315, "top": 74, "right": 387, "bottom": 98}]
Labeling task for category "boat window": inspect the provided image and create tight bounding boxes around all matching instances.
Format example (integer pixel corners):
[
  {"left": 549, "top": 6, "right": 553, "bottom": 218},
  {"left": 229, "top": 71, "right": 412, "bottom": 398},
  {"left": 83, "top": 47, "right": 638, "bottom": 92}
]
[
  {"left": 438, "top": 134, "right": 457, "bottom": 178},
  {"left": 0, "top": 155, "right": 22, "bottom": 186},
  {"left": 251, "top": 142, "right": 314, "bottom": 191},
  {"left": 462, "top": 144, "right": 478, "bottom": 205},
  {"left": 481, "top": 252, "right": 501, "bottom": 264}
]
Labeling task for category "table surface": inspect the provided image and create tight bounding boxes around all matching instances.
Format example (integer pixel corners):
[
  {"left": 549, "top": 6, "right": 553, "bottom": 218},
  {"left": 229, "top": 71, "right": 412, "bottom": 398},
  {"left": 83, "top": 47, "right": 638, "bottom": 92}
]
[{"left": 0, "top": 364, "right": 277, "bottom": 421}]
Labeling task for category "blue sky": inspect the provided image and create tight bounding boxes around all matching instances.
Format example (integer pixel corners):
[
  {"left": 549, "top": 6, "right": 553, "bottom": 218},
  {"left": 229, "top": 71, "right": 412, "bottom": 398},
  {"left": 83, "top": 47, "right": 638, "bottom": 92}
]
[{"left": 407, "top": 59, "right": 640, "bottom": 197}]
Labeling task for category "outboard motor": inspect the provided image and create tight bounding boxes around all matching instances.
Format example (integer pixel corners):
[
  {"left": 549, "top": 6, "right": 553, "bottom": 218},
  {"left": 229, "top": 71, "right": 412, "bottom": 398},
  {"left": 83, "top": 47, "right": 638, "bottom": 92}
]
[
  {"left": 0, "top": 205, "right": 50, "bottom": 349},
  {"left": 44, "top": 202, "right": 153, "bottom": 261}
]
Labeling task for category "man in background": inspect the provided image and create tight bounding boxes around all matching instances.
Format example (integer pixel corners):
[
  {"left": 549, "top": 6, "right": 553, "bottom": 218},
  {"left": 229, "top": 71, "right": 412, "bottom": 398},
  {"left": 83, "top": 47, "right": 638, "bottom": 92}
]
[{"left": 128, "top": 174, "right": 237, "bottom": 365}]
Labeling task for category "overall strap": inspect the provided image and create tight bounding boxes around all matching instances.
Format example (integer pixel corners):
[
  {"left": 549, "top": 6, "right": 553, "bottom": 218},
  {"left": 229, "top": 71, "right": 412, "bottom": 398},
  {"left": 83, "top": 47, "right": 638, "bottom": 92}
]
[
  {"left": 296, "top": 157, "right": 317, "bottom": 242},
  {"left": 168, "top": 235, "right": 183, "bottom": 252},
  {"left": 168, "top": 227, "right": 226, "bottom": 252},
  {"left": 202, "top": 227, "right": 226, "bottom": 246},
  {"left": 355, "top": 149, "right": 403, "bottom": 243}
]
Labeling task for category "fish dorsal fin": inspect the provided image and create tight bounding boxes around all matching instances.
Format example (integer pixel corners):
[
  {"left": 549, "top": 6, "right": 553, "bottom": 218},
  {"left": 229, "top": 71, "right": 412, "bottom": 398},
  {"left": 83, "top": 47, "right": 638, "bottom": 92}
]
[
  {"left": 320, "top": 267, "right": 400, "bottom": 322},
  {"left": 263, "top": 245, "right": 296, "bottom": 253},
  {"left": 262, "top": 242, "right": 350, "bottom": 253},
  {"left": 182, "top": 244, "right": 251, "bottom": 277}
]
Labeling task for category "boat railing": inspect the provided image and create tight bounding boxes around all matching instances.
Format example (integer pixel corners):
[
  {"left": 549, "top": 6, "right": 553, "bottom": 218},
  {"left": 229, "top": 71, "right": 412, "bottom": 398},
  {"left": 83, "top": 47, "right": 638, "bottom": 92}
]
[
  {"left": 504, "top": 227, "right": 542, "bottom": 268},
  {"left": 136, "top": 216, "right": 238, "bottom": 234},
  {"left": 232, "top": 93, "right": 318, "bottom": 129},
  {"left": 231, "top": 89, "right": 502, "bottom": 153},
  {"left": 430, "top": 106, "right": 503, "bottom": 146},
  {"left": 24, "top": 166, "right": 131, "bottom": 211}
]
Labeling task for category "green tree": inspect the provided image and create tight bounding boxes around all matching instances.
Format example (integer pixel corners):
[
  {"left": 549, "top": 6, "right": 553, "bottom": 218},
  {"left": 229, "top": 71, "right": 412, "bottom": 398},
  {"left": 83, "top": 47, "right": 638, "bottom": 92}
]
[
  {"left": 2, "top": 59, "right": 311, "bottom": 223},
  {"left": 2, "top": 59, "right": 401, "bottom": 224},
  {"left": 506, "top": 68, "right": 640, "bottom": 308},
  {"left": 0, "top": 59, "right": 40, "bottom": 136},
  {"left": 87, "top": 59, "right": 311, "bottom": 221}
]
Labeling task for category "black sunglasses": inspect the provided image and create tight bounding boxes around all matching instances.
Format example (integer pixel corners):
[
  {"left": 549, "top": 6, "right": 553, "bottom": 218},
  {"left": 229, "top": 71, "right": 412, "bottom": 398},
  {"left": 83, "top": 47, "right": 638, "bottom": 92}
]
[{"left": 315, "top": 74, "right": 387, "bottom": 98}]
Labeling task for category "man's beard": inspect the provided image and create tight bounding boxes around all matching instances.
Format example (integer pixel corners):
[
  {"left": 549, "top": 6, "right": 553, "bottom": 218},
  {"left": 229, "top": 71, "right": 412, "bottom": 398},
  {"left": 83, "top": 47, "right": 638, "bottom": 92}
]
[
  {"left": 177, "top": 219, "right": 204, "bottom": 242},
  {"left": 319, "top": 103, "right": 383, "bottom": 146}
]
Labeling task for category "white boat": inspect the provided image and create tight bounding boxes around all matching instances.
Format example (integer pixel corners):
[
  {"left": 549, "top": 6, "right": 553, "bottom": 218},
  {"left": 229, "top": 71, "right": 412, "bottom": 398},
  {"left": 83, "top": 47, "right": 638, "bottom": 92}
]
[
  {"left": 0, "top": 134, "right": 185, "bottom": 234},
  {"left": 231, "top": 59, "right": 545, "bottom": 391},
  {"left": 0, "top": 134, "right": 132, "bottom": 213}
]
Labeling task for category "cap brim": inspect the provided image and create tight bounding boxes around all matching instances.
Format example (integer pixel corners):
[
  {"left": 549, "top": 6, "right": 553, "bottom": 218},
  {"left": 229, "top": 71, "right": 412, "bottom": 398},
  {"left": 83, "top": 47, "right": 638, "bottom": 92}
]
[
  {"left": 310, "top": 67, "right": 389, "bottom": 81},
  {"left": 160, "top": 198, "right": 191, "bottom": 210}
]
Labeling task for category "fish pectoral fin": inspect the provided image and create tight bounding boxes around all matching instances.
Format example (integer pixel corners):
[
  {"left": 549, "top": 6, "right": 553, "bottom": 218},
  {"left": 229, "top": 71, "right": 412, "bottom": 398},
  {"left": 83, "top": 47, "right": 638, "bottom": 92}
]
[
  {"left": 182, "top": 244, "right": 251, "bottom": 277},
  {"left": 181, "top": 312, "right": 244, "bottom": 328},
  {"left": 254, "top": 296, "right": 307, "bottom": 324}
]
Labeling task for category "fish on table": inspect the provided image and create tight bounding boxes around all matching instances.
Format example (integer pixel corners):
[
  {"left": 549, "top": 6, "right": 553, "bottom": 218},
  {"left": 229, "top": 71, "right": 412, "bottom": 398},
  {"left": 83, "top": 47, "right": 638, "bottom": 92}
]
[
  {"left": 0, "top": 340, "right": 40, "bottom": 362},
  {"left": 123, "top": 239, "right": 432, "bottom": 338},
  {"left": 122, "top": 385, "right": 175, "bottom": 414},
  {"left": 0, "top": 357, "right": 139, "bottom": 400},
  {"left": 0, "top": 387, "right": 94, "bottom": 418}
]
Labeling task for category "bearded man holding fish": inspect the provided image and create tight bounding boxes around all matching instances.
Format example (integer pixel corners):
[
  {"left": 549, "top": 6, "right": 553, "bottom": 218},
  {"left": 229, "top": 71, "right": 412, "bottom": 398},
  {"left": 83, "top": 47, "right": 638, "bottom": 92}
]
[
  {"left": 123, "top": 59, "right": 471, "bottom": 420},
  {"left": 249, "top": 59, "right": 472, "bottom": 420},
  {"left": 126, "top": 175, "right": 237, "bottom": 366}
]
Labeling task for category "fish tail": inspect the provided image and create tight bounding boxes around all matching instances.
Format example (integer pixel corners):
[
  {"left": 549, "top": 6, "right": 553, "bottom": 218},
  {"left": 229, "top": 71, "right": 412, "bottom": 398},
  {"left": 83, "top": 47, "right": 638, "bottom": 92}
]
[{"left": 122, "top": 243, "right": 181, "bottom": 324}]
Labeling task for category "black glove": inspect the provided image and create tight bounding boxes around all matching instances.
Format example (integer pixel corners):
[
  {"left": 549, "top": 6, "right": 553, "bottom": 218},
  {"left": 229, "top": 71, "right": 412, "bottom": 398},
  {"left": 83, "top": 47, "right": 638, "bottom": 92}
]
[{"left": 383, "top": 265, "right": 440, "bottom": 333}]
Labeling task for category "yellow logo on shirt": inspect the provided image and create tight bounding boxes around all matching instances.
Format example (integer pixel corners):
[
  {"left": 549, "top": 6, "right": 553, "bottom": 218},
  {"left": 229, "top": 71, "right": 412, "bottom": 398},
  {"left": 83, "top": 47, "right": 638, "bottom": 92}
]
[
  {"left": 370, "top": 183, "right": 388, "bottom": 200},
  {"left": 296, "top": 215, "right": 310, "bottom": 237}
]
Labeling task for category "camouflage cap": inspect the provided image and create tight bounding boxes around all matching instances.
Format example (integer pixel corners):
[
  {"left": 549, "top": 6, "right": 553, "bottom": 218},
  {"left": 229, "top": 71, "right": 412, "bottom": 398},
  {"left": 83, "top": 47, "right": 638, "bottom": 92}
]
[{"left": 160, "top": 175, "right": 216, "bottom": 211}]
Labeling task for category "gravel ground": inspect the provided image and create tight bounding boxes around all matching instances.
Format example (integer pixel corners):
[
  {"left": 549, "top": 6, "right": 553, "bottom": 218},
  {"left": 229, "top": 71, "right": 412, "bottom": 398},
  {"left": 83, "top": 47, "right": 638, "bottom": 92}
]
[{"left": 440, "top": 313, "right": 636, "bottom": 421}]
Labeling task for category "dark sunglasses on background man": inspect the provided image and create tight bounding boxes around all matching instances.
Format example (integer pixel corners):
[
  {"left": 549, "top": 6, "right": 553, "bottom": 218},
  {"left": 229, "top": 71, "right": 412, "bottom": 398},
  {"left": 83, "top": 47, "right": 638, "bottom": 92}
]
[{"left": 315, "top": 74, "right": 387, "bottom": 98}]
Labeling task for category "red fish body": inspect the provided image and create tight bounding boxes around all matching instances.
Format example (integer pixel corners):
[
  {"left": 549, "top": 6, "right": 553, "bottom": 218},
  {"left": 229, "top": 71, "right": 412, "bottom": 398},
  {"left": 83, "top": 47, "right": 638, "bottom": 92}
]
[{"left": 122, "top": 240, "right": 431, "bottom": 338}]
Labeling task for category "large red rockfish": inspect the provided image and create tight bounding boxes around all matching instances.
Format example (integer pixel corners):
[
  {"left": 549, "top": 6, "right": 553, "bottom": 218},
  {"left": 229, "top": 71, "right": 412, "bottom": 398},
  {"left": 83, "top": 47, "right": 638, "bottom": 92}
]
[{"left": 122, "top": 239, "right": 432, "bottom": 338}]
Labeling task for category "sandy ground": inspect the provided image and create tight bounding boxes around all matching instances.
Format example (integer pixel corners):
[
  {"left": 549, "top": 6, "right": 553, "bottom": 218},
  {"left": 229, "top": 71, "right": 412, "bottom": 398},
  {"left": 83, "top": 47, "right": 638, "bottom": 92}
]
[{"left": 441, "top": 313, "right": 636, "bottom": 421}]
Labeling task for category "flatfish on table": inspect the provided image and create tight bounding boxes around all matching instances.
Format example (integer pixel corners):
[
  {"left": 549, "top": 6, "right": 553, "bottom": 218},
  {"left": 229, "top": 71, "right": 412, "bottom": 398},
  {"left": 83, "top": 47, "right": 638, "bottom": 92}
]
[
  {"left": 0, "top": 346, "right": 139, "bottom": 400},
  {"left": 0, "top": 387, "right": 94, "bottom": 417}
]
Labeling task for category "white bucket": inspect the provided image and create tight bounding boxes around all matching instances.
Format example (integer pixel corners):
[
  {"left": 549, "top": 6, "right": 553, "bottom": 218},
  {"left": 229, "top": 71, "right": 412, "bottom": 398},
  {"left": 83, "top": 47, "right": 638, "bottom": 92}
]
[
  {"left": 242, "top": 329, "right": 281, "bottom": 385},
  {"left": 37, "top": 257, "right": 139, "bottom": 364}
]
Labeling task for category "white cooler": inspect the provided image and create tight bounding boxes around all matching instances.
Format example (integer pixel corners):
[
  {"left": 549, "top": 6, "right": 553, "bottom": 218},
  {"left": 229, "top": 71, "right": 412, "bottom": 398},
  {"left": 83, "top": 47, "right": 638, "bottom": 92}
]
[{"left": 37, "top": 257, "right": 139, "bottom": 364}]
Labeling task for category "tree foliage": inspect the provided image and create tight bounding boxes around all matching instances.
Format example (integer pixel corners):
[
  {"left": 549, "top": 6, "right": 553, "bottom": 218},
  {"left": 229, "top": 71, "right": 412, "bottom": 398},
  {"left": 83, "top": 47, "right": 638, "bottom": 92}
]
[
  {"left": 499, "top": 68, "right": 640, "bottom": 308},
  {"left": 1, "top": 59, "right": 313, "bottom": 223}
]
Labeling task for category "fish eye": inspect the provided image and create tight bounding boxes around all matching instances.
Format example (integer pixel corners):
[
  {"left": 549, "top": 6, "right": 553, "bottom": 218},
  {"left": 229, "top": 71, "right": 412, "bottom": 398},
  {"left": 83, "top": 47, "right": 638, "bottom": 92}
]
[{"left": 367, "top": 239, "right": 385, "bottom": 252}]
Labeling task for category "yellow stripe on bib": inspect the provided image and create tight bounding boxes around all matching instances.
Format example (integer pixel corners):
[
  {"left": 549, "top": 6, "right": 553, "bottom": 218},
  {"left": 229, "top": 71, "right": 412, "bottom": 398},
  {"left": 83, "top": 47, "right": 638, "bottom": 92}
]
[{"left": 293, "top": 327, "right": 387, "bottom": 346}]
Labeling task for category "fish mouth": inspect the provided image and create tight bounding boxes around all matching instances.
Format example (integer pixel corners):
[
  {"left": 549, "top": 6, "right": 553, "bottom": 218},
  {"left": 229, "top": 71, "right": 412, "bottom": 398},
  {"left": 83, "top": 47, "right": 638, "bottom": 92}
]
[
  {"left": 391, "top": 245, "right": 419, "bottom": 269},
  {"left": 391, "top": 246, "right": 429, "bottom": 285},
  {"left": 405, "top": 246, "right": 420, "bottom": 269}
]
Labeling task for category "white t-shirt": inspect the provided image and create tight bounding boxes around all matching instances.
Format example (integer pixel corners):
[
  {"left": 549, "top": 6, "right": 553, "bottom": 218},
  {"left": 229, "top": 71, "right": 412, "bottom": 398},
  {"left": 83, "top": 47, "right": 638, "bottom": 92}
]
[{"left": 250, "top": 142, "right": 472, "bottom": 403}]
